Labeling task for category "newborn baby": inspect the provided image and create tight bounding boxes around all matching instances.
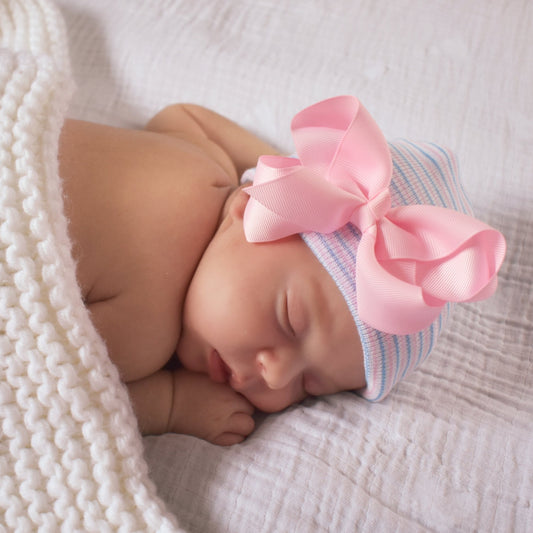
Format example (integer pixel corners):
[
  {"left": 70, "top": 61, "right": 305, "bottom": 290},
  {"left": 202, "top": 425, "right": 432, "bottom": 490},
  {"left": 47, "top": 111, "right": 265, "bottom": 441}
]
[{"left": 59, "top": 96, "right": 505, "bottom": 446}]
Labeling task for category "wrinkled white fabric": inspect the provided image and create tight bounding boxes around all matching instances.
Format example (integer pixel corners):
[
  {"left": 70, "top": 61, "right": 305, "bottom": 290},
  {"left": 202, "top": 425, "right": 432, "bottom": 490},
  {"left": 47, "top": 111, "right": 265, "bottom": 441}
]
[
  {"left": 7, "top": 0, "right": 531, "bottom": 531},
  {"left": 0, "top": 1, "right": 181, "bottom": 530}
]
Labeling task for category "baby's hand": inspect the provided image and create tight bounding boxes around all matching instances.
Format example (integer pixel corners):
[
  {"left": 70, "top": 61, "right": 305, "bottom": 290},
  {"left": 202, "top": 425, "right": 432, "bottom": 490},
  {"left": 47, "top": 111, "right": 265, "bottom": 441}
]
[{"left": 169, "top": 369, "right": 255, "bottom": 446}]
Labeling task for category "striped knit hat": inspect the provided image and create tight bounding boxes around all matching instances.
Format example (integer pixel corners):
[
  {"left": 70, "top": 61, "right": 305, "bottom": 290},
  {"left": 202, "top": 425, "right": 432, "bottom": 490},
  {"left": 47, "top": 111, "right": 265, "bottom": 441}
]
[
  {"left": 243, "top": 96, "right": 505, "bottom": 402},
  {"left": 301, "top": 140, "right": 472, "bottom": 400}
]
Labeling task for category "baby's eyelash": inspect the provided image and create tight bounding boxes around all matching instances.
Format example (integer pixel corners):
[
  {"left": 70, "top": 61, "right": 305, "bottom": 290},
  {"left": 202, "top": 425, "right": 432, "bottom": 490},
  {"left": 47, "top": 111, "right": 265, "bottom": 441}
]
[{"left": 285, "top": 291, "right": 296, "bottom": 337}]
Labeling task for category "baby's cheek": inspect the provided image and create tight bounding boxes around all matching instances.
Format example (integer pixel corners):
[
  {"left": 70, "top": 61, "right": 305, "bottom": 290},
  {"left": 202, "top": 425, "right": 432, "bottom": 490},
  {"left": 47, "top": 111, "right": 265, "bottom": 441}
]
[{"left": 302, "top": 375, "right": 325, "bottom": 397}]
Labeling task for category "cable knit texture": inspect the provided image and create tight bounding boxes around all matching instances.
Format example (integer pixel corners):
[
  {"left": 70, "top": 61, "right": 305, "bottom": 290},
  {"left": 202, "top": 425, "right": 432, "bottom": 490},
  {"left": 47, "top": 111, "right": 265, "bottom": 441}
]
[{"left": 0, "top": 1, "right": 181, "bottom": 531}]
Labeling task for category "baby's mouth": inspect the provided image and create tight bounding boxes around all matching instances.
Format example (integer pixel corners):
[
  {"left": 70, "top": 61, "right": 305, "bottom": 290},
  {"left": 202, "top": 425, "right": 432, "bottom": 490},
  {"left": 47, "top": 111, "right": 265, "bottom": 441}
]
[{"left": 208, "top": 349, "right": 231, "bottom": 384}]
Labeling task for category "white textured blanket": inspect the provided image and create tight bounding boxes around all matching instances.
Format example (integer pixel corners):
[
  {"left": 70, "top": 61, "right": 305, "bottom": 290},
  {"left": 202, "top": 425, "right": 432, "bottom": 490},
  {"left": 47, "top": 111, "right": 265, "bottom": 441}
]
[
  {"left": 2, "top": 0, "right": 533, "bottom": 532},
  {"left": 0, "top": 1, "right": 180, "bottom": 531}
]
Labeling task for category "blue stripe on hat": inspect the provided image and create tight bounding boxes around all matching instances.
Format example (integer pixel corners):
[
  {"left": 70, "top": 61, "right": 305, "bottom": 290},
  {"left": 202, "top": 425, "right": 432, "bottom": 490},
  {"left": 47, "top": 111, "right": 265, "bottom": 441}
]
[
  {"left": 404, "top": 140, "right": 459, "bottom": 210},
  {"left": 400, "top": 141, "right": 450, "bottom": 208},
  {"left": 428, "top": 142, "right": 472, "bottom": 215}
]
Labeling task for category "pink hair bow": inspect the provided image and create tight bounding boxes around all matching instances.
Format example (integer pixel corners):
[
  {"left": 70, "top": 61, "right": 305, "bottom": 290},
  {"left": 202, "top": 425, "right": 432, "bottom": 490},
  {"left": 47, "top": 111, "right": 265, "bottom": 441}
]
[{"left": 243, "top": 96, "right": 506, "bottom": 334}]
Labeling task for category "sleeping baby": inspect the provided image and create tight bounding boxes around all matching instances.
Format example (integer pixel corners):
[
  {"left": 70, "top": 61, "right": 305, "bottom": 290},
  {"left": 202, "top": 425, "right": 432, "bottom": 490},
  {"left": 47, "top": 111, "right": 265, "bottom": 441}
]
[{"left": 58, "top": 96, "right": 505, "bottom": 446}]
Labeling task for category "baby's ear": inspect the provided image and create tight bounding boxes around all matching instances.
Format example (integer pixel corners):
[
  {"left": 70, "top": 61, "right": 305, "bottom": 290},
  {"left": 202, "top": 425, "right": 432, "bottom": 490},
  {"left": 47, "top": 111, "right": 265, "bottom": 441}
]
[{"left": 227, "top": 186, "right": 250, "bottom": 220}]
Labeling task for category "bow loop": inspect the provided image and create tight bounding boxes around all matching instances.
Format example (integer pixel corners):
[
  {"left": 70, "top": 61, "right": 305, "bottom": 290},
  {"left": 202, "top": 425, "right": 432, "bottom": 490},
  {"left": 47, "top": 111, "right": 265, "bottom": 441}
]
[
  {"left": 244, "top": 96, "right": 392, "bottom": 241},
  {"left": 242, "top": 96, "right": 506, "bottom": 334}
]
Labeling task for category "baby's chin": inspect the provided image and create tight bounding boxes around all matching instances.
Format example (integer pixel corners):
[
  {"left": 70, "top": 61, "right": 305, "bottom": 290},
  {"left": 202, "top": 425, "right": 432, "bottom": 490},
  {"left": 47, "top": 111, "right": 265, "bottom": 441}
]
[{"left": 242, "top": 390, "right": 307, "bottom": 414}]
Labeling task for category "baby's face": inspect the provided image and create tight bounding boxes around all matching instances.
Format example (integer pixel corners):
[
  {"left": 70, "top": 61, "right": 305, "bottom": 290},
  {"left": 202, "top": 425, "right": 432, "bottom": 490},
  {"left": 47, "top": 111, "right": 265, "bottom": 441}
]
[{"left": 177, "top": 189, "right": 365, "bottom": 412}]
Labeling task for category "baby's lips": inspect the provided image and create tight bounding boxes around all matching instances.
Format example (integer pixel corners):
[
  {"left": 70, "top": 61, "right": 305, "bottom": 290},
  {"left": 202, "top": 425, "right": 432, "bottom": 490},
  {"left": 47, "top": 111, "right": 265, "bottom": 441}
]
[{"left": 208, "top": 349, "right": 230, "bottom": 383}]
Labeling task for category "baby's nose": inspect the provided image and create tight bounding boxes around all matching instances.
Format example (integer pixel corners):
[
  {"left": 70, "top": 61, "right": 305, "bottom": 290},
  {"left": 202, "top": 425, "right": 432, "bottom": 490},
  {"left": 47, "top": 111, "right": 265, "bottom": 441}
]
[{"left": 257, "top": 348, "right": 303, "bottom": 390}]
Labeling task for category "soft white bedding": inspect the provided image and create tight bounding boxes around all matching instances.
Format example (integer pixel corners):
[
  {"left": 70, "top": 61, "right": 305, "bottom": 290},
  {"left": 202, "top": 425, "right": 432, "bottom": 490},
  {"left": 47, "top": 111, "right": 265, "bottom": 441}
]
[{"left": 49, "top": 0, "right": 533, "bottom": 531}]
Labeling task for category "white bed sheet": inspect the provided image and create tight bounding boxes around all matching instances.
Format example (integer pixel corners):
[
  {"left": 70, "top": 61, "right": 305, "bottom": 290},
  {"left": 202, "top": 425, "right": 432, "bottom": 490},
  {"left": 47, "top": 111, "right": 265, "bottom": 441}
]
[{"left": 58, "top": 0, "right": 533, "bottom": 531}]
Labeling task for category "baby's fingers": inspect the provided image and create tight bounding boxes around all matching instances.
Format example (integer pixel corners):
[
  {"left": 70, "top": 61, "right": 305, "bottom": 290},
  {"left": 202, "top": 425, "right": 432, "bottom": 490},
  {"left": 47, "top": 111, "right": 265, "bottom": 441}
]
[
  {"left": 234, "top": 394, "right": 255, "bottom": 415},
  {"left": 229, "top": 412, "right": 255, "bottom": 436},
  {"left": 213, "top": 413, "right": 255, "bottom": 446}
]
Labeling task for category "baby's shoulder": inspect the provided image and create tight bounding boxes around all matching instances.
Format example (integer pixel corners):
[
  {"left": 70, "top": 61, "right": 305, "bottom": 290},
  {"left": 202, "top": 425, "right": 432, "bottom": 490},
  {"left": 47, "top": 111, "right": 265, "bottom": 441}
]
[
  {"left": 61, "top": 118, "right": 236, "bottom": 189},
  {"left": 60, "top": 118, "right": 232, "bottom": 305}
]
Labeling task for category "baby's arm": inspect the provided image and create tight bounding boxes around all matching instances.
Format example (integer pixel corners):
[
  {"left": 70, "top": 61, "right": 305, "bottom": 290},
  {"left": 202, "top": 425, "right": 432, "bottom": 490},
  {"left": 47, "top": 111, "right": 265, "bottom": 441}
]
[
  {"left": 145, "top": 104, "right": 279, "bottom": 176},
  {"left": 127, "top": 369, "right": 255, "bottom": 446}
]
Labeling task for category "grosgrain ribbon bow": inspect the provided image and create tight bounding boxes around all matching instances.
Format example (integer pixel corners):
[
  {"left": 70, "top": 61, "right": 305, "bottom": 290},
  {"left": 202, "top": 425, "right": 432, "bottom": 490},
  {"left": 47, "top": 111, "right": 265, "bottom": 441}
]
[{"left": 243, "top": 96, "right": 506, "bottom": 334}]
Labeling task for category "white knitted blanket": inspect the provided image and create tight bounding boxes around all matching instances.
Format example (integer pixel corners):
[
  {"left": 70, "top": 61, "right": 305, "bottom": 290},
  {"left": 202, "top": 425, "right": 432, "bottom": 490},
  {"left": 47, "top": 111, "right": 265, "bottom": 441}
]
[{"left": 0, "top": 1, "right": 181, "bottom": 530}]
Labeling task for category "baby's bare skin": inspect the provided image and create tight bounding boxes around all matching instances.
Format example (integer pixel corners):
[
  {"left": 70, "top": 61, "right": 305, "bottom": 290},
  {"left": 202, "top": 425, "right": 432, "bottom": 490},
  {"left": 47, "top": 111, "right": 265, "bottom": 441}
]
[{"left": 59, "top": 105, "right": 278, "bottom": 445}]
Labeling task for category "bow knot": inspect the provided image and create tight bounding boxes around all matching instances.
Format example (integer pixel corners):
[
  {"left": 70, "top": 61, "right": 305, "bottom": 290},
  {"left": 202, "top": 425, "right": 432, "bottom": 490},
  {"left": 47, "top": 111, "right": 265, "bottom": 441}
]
[
  {"left": 352, "top": 187, "right": 391, "bottom": 232},
  {"left": 243, "top": 96, "right": 506, "bottom": 334}
]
